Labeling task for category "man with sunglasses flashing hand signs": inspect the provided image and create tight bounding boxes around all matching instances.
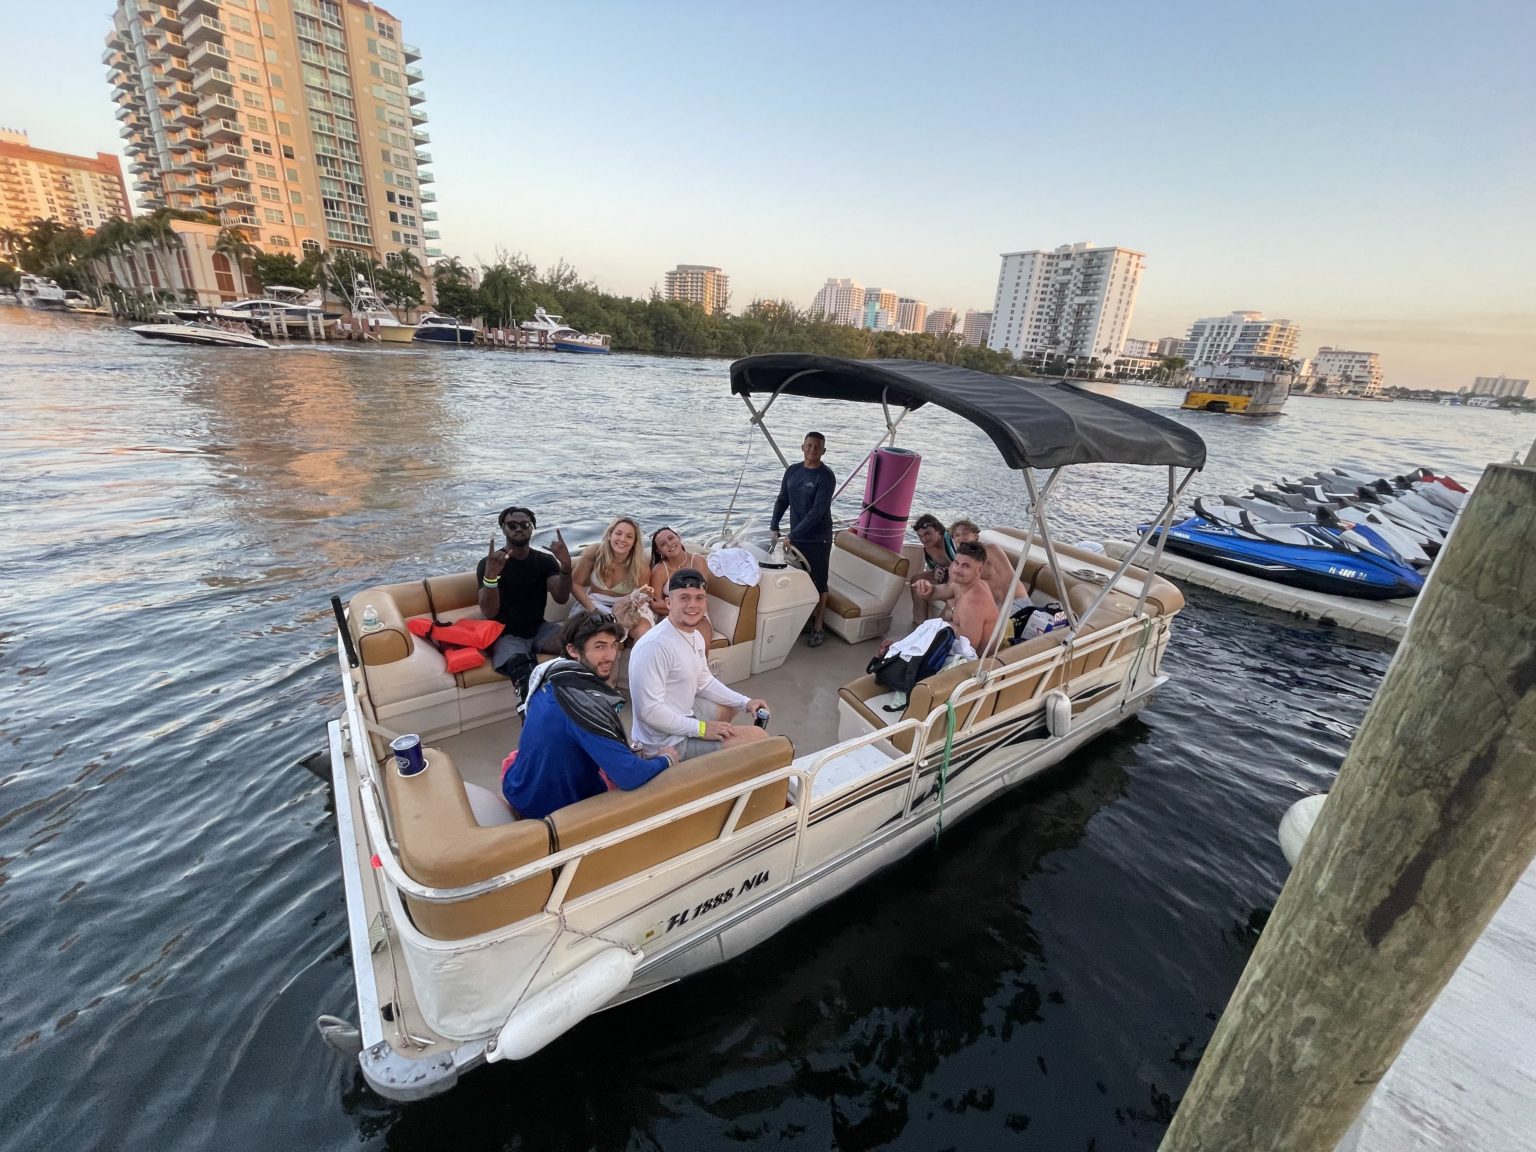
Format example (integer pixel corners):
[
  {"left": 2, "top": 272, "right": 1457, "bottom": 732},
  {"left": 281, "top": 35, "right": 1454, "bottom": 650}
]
[
  {"left": 477, "top": 505, "right": 573, "bottom": 700},
  {"left": 630, "top": 568, "right": 771, "bottom": 760}
]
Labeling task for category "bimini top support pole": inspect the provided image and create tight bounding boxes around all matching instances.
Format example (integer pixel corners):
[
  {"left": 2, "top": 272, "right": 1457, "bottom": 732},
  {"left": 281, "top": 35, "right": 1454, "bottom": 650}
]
[
  {"left": 1026, "top": 467, "right": 1077, "bottom": 631},
  {"left": 1076, "top": 464, "right": 1197, "bottom": 625},
  {"left": 1131, "top": 465, "right": 1193, "bottom": 617},
  {"left": 976, "top": 471, "right": 1039, "bottom": 667}
]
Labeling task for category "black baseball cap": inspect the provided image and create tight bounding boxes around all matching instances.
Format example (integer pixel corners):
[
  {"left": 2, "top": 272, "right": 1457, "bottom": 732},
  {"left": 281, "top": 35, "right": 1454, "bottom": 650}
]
[{"left": 667, "top": 567, "right": 707, "bottom": 591}]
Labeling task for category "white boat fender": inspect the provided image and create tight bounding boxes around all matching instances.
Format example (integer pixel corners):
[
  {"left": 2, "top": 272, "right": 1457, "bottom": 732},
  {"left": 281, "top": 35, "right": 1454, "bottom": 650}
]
[
  {"left": 1045, "top": 690, "right": 1072, "bottom": 738},
  {"left": 1278, "top": 794, "right": 1328, "bottom": 868},
  {"left": 486, "top": 946, "right": 641, "bottom": 1063}
]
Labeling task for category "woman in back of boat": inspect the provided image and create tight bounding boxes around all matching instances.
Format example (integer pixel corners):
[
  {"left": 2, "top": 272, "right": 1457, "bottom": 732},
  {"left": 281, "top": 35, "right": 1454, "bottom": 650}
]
[
  {"left": 570, "top": 516, "right": 654, "bottom": 641},
  {"left": 648, "top": 526, "right": 713, "bottom": 646},
  {"left": 908, "top": 512, "right": 956, "bottom": 621}
]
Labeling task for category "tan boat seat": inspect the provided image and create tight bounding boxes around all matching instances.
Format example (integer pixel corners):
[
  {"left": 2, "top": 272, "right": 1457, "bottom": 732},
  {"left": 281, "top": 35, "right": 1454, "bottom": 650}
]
[
  {"left": 824, "top": 530, "right": 912, "bottom": 644},
  {"left": 705, "top": 569, "right": 760, "bottom": 647},
  {"left": 839, "top": 658, "right": 997, "bottom": 754},
  {"left": 547, "top": 736, "right": 794, "bottom": 900},
  {"left": 382, "top": 747, "right": 555, "bottom": 940}
]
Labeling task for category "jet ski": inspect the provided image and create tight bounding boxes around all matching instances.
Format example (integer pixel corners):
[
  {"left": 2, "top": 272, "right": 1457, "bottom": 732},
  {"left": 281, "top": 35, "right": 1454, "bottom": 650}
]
[{"left": 1143, "top": 497, "right": 1426, "bottom": 600}]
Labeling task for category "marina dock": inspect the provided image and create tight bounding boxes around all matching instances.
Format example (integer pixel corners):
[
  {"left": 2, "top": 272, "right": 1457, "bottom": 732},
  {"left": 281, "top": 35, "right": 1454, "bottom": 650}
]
[{"left": 1102, "top": 539, "right": 1414, "bottom": 641}]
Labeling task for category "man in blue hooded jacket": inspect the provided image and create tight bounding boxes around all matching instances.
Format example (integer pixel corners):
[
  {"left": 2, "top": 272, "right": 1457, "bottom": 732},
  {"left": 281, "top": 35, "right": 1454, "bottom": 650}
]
[{"left": 502, "top": 611, "right": 679, "bottom": 819}]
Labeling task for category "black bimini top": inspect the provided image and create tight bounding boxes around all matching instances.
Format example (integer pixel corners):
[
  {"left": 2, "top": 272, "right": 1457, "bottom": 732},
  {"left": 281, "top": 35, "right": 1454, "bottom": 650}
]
[{"left": 730, "top": 355, "right": 1206, "bottom": 471}]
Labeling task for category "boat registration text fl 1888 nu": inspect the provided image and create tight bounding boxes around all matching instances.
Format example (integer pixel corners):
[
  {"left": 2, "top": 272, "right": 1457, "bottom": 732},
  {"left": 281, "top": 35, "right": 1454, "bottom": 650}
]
[{"left": 319, "top": 355, "right": 1206, "bottom": 1099}]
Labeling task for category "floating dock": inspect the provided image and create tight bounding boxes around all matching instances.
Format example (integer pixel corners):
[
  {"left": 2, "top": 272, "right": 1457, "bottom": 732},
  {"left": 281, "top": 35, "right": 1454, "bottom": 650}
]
[{"left": 1102, "top": 540, "right": 1414, "bottom": 642}]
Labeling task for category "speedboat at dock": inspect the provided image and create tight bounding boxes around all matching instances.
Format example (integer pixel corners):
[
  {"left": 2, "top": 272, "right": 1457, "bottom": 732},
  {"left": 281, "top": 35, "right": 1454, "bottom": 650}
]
[
  {"left": 413, "top": 312, "right": 477, "bottom": 344},
  {"left": 318, "top": 355, "right": 1206, "bottom": 1099},
  {"left": 17, "top": 274, "right": 68, "bottom": 310},
  {"left": 131, "top": 320, "right": 271, "bottom": 349},
  {"left": 553, "top": 331, "right": 611, "bottom": 354}
]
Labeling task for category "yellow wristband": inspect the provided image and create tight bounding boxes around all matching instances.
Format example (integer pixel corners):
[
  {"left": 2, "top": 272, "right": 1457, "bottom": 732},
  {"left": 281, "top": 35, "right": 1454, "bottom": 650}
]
[{"left": 697, "top": 720, "right": 707, "bottom": 738}]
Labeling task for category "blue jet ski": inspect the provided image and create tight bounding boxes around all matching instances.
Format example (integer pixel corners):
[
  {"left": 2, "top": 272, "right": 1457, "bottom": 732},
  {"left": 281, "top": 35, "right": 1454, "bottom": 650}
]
[{"left": 1141, "top": 496, "right": 1425, "bottom": 600}]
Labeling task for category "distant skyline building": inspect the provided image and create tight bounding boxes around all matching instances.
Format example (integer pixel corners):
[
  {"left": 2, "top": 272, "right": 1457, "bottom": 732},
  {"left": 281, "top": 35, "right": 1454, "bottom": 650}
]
[
  {"left": 810, "top": 277, "right": 865, "bottom": 326},
  {"left": 862, "top": 287, "right": 898, "bottom": 329},
  {"left": 1470, "top": 374, "right": 1528, "bottom": 399},
  {"left": 0, "top": 128, "right": 130, "bottom": 234},
  {"left": 1179, "top": 311, "right": 1300, "bottom": 365},
  {"left": 105, "top": 0, "right": 439, "bottom": 260},
  {"left": 663, "top": 263, "right": 730, "bottom": 314},
  {"left": 1312, "top": 346, "right": 1384, "bottom": 395},
  {"left": 896, "top": 297, "right": 926, "bottom": 333},
  {"left": 962, "top": 309, "right": 992, "bottom": 347},
  {"left": 1156, "top": 336, "right": 1184, "bottom": 357},
  {"left": 924, "top": 307, "right": 957, "bottom": 336},
  {"left": 987, "top": 242, "right": 1145, "bottom": 367},
  {"left": 1123, "top": 336, "right": 1156, "bottom": 357}
]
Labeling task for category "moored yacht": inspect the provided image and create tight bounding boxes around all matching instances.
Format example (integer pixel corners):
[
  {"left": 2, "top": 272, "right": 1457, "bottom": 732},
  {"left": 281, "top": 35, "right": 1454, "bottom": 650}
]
[
  {"left": 552, "top": 331, "right": 611, "bottom": 354},
  {"left": 412, "top": 312, "right": 477, "bottom": 345},
  {"left": 17, "top": 274, "right": 68, "bottom": 310},
  {"left": 343, "top": 277, "right": 417, "bottom": 343},
  {"left": 208, "top": 286, "right": 336, "bottom": 332},
  {"left": 318, "top": 355, "right": 1206, "bottom": 1100}
]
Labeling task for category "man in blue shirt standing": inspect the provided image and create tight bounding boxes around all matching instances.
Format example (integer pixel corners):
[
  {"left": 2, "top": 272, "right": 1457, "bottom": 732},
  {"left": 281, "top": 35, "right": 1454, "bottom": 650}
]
[
  {"left": 770, "top": 430, "right": 836, "bottom": 647},
  {"left": 502, "top": 611, "right": 678, "bottom": 819}
]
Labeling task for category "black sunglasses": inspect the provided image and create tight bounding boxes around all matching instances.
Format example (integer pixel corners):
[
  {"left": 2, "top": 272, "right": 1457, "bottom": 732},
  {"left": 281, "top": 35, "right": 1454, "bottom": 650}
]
[{"left": 502, "top": 518, "right": 533, "bottom": 529}]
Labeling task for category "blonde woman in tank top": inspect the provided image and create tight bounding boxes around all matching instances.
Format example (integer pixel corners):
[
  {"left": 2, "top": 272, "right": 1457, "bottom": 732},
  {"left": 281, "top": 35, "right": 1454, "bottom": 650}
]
[{"left": 571, "top": 516, "right": 654, "bottom": 640}]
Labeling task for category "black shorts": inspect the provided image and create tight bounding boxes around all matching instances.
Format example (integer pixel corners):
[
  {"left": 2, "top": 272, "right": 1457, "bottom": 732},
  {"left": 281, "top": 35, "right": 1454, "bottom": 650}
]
[{"left": 795, "top": 539, "right": 832, "bottom": 593}]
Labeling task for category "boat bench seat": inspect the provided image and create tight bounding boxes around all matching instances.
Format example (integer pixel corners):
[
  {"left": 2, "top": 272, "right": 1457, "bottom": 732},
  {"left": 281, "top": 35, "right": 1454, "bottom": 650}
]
[
  {"left": 824, "top": 530, "right": 911, "bottom": 644},
  {"left": 985, "top": 529, "right": 1185, "bottom": 617},
  {"left": 384, "top": 739, "right": 795, "bottom": 941},
  {"left": 837, "top": 599, "right": 1144, "bottom": 751}
]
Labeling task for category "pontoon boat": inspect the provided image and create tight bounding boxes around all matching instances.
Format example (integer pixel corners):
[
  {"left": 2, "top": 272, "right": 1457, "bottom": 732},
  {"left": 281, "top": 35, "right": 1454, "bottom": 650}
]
[{"left": 319, "top": 355, "right": 1206, "bottom": 1100}]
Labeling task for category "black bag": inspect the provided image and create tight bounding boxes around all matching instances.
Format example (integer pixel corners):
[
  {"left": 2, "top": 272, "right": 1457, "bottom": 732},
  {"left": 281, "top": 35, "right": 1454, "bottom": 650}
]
[{"left": 866, "top": 625, "right": 957, "bottom": 705}]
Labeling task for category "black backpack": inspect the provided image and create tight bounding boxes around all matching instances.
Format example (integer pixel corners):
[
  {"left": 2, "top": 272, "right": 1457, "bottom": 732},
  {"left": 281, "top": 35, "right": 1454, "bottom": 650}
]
[{"left": 866, "top": 625, "right": 957, "bottom": 705}]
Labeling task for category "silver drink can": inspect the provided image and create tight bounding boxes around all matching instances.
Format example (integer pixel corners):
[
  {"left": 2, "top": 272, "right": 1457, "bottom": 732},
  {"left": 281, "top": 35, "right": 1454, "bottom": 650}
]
[{"left": 391, "top": 734, "right": 425, "bottom": 776}]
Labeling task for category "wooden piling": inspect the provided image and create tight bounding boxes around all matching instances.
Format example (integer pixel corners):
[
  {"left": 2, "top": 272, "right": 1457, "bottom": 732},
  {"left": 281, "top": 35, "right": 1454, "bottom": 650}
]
[{"left": 1159, "top": 461, "right": 1536, "bottom": 1152}]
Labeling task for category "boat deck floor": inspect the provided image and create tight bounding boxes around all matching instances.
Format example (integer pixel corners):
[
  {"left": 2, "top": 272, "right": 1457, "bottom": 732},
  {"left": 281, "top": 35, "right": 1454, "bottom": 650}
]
[{"left": 442, "top": 599, "right": 925, "bottom": 797}]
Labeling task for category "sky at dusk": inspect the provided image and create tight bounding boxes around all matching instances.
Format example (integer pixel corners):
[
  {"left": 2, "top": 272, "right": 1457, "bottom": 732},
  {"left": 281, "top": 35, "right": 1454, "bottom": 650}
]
[{"left": 3, "top": 0, "right": 1533, "bottom": 388}]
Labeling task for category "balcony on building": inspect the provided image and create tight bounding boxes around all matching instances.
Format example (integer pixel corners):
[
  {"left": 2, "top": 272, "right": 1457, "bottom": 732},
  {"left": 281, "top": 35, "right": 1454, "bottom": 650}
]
[
  {"left": 152, "top": 5, "right": 181, "bottom": 30},
  {"left": 196, "top": 91, "right": 237, "bottom": 118},
  {"left": 187, "top": 39, "right": 228, "bottom": 70},
  {"left": 171, "top": 82, "right": 199, "bottom": 103},
  {"left": 418, "top": 189, "right": 435, "bottom": 202},
  {"left": 204, "top": 117, "right": 242, "bottom": 142},
  {"left": 102, "top": 46, "right": 121, "bottom": 66},
  {"left": 128, "top": 158, "right": 155, "bottom": 175},
  {"left": 163, "top": 31, "right": 188, "bottom": 56},
  {"left": 182, "top": 14, "right": 225, "bottom": 44},
  {"left": 177, "top": 0, "right": 220, "bottom": 20},
  {"left": 115, "top": 104, "right": 138, "bottom": 122},
  {"left": 210, "top": 164, "right": 250, "bottom": 187},
  {"left": 425, "top": 247, "right": 442, "bottom": 258},
  {"left": 405, "top": 63, "right": 423, "bottom": 82},
  {"left": 416, "top": 168, "right": 434, "bottom": 183},
  {"left": 411, "top": 127, "right": 429, "bottom": 144},
  {"left": 164, "top": 55, "right": 194, "bottom": 80},
  {"left": 422, "top": 229, "right": 440, "bottom": 241},
  {"left": 192, "top": 65, "right": 234, "bottom": 94},
  {"left": 406, "top": 86, "right": 426, "bottom": 105},
  {"left": 409, "top": 104, "right": 428, "bottom": 125},
  {"left": 420, "top": 208, "right": 437, "bottom": 222},
  {"left": 414, "top": 150, "right": 431, "bottom": 164},
  {"left": 401, "top": 40, "right": 421, "bottom": 62},
  {"left": 186, "top": 148, "right": 213, "bottom": 170},
  {"left": 119, "top": 123, "right": 139, "bottom": 139},
  {"left": 207, "top": 142, "right": 249, "bottom": 166}
]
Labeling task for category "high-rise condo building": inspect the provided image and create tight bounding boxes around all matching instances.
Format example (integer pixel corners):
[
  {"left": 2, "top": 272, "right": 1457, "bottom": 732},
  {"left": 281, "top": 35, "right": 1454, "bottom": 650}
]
[
  {"left": 962, "top": 309, "right": 992, "bottom": 347},
  {"left": 0, "top": 129, "right": 131, "bottom": 234},
  {"left": 988, "top": 242, "right": 1144, "bottom": 364},
  {"left": 1156, "top": 336, "right": 1183, "bottom": 357},
  {"left": 1470, "top": 375, "right": 1528, "bottom": 399},
  {"left": 1180, "top": 311, "right": 1299, "bottom": 365},
  {"left": 663, "top": 264, "right": 730, "bottom": 315},
  {"left": 866, "top": 290, "right": 897, "bottom": 331},
  {"left": 1312, "top": 347, "right": 1384, "bottom": 396},
  {"left": 1123, "top": 336, "right": 1157, "bottom": 358},
  {"left": 810, "top": 277, "right": 864, "bottom": 326},
  {"left": 924, "top": 307, "right": 956, "bottom": 336},
  {"left": 896, "top": 297, "right": 926, "bottom": 334},
  {"left": 105, "top": 0, "right": 439, "bottom": 260}
]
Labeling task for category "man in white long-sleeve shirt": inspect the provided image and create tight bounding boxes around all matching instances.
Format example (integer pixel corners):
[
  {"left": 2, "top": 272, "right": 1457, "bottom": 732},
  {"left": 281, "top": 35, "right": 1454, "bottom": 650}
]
[{"left": 629, "top": 568, "right": 772, "bottom": 759}]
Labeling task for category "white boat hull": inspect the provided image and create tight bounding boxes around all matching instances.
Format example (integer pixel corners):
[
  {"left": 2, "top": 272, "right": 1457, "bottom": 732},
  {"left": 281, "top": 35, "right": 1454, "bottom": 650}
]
[{"left": 131, "top": 323, "right": 270, "bottom": 349}]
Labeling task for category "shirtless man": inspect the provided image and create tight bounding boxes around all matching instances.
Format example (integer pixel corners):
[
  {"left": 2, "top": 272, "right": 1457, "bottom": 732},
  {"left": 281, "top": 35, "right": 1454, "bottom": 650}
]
[
  {"left": 950, "top": 519, "right": 1029, "bottom": 614},
  {"left": 912, "top": 541, "right": 999, "bottom": 652}
]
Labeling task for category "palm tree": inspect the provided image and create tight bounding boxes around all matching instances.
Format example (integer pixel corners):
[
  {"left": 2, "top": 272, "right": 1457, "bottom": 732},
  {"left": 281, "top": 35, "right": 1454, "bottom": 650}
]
[
  {"left": 132, "top": 211, "right": 181, "bottom": 296},
  {"left": 214, "top": 226, "right": 258, "bottom": 297}
]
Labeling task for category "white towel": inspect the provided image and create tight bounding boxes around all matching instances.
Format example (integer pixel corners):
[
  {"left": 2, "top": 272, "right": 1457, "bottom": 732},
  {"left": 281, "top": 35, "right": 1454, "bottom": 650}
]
[
  {"left": 887, "top": 618, "right": 977, "bottom": 663},
  {"left": 706, "top": 548, "right": 761, "bottom": 587}
]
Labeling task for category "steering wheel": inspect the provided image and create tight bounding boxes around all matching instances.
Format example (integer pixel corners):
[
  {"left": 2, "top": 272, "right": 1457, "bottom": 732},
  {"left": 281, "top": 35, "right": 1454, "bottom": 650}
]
[{"left": 782, "top": 541, "right": 810, "bottom": 571}]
